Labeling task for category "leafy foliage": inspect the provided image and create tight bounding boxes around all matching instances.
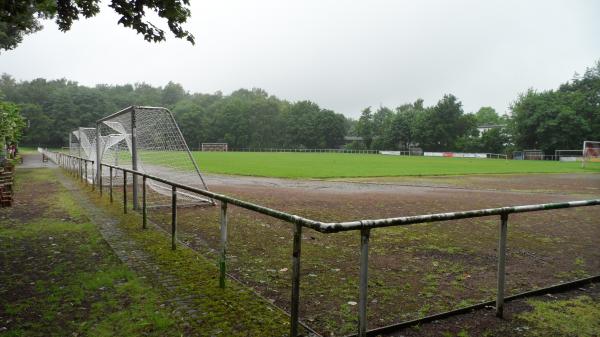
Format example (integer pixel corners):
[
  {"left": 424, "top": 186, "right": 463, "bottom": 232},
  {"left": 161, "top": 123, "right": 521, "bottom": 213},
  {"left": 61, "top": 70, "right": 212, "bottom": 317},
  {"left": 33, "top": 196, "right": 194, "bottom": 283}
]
[
  {"left": 0, "top": 0, "right": 194, "bottom": 51},
  {"left": 0, "top": 97, "right": 26, "bottom": 153},
  {"left": 510, "top": 61, "right": 600, "bottom": 153},
  {"left": 0, "top": 75, "right": 349, "bottom": 149}
]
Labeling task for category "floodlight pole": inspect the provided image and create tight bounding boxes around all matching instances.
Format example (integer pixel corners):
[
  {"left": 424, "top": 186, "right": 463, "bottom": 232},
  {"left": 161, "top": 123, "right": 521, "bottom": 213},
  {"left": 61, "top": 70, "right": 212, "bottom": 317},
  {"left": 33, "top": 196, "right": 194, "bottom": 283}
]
[
  {"left": 95, "top": 124, "right": 101, "bottom": 189},
  {"left": 131, "top": 108, "right": 139, "bottom": 210}
]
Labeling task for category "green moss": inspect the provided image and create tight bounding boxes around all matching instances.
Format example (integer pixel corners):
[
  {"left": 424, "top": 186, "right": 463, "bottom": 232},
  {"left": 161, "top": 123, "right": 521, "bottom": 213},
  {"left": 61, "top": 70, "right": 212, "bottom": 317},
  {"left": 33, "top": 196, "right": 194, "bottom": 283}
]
[
  {"left": 1, "top": 169, "right": 181, "bottom": 337},
  {"left": 517, "top": 295, "right": 600, "bottom": 337}
]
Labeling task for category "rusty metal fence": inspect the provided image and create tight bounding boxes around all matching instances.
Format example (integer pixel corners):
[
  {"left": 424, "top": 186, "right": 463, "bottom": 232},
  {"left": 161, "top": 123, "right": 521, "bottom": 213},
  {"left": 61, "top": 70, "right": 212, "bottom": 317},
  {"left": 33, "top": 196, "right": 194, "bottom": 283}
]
[{"left": 43, "top": 149, "right": 600, "bottom": 337}]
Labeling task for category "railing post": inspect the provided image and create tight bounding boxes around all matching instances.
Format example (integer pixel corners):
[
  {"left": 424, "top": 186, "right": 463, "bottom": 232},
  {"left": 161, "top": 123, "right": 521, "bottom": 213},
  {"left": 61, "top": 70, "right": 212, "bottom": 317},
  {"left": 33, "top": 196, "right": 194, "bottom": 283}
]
[
  {"left": 109, "top": 167, "right": 113, "bottom": 203},
  {"left": 496, "top": 213, "right": 509, "bottom": 318},
  {"left": 171, "top": 186, "right": 177, "bottom": 250},
  {"left": 123, "top": 171, "right": 127, "bottom": 214},
  {"left": 92, "top": 165, "right": 95, "bottom": 191},
  {"left": 358, "top": 228, "right": 371, "bottom": 337},
  {"left": 219, "top": 201, "right": 228, "bottom": 288},
  {"left": 290, "top": 222, "right": 302, "bottom": 337},
  {"left": 99, "top": 165, "right": 103, "bottom": 196},
  {"left": 142, "top": 176, "right": 147, "bottom": 229}
]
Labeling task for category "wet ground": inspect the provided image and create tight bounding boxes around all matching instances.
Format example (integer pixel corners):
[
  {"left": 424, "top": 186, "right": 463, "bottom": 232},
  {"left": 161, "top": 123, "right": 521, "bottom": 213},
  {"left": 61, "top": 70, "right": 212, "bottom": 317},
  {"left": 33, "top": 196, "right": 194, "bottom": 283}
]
[{"left": 140, "top": 171, "right": 600, "bottom": 336}]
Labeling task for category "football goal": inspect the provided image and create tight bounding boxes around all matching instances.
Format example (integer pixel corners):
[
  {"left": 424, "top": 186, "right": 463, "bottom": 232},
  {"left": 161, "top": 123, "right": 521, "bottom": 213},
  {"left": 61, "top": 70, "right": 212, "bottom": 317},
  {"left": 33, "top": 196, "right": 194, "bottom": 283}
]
[
  {"left": 582, "top": 141, "right": 600, "bottom": 168},
  {"left": 555, "top": 149, "right": 583, "bottom": 162},
  {"left": 94, "top": 106, "right": 213, "bottom": 208},
  {"left": 201, "top": 143, "right": 228, "bottom": 151},
  {"left": 523, "top": 149, "right": 544, "bottom": 160}
]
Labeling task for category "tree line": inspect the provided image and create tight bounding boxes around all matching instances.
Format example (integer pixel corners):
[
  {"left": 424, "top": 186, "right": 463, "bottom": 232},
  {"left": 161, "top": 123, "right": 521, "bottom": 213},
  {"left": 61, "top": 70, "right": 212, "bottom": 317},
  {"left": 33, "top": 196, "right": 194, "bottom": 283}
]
[
  {"left": 0, "top": 75, "right": 348, "bottom": 149},
  {"left": 0, "top": 61, "right": 598, "bottom": 155}
]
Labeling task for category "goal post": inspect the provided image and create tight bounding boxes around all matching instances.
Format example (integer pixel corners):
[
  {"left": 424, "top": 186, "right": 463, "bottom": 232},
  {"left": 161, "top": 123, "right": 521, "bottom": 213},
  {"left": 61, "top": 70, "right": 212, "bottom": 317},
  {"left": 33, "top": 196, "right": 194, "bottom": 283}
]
[
  {"left": 201, "top": 143, "right": 228, "bottom": 152},
  {"left": 555, "top": 149, "right": 583, "bottom": 162},
  {"left": 582, "top": 141, "right": 600, "bottom": 168},
  {"left": 94, "top": 106, "right": 213, "bottom": 207}
]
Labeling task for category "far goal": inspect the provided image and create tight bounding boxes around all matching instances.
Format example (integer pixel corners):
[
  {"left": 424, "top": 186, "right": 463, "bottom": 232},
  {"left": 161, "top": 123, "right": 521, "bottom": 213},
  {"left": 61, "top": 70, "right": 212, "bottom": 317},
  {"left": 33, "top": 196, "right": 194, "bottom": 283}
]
[
  {"left": 582, "top": 141, "right": 600, "bottom": 168},
  {"left": 201, "top": 143, "right": 228, "bottom": 152}
]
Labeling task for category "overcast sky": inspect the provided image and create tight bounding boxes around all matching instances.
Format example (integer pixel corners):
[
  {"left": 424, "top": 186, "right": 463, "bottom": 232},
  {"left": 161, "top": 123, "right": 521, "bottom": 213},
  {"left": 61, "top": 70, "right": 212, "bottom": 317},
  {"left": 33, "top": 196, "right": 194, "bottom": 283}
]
[{"left": 1, "top": 0, "right": 599, "bottom": 118}]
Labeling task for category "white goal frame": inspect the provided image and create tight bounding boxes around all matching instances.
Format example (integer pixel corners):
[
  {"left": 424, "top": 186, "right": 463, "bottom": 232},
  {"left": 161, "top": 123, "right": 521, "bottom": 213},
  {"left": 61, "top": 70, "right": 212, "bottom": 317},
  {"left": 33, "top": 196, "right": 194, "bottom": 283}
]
[
  {"left": 201, "top": 143, "right": 228, "bottom": 152},
  {"left": 582, "top": 141, "right": 600, "bottom": 168},
  {"left": 555, "top": 149, "right": 583, "bottom": 162}
]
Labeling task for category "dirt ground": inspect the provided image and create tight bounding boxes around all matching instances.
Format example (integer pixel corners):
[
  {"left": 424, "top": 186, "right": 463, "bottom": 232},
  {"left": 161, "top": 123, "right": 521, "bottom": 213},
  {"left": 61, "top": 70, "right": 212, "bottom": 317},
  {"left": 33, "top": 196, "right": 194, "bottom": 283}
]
[{"left": 134, "top": 172, "right": 600, "bottom": 336}]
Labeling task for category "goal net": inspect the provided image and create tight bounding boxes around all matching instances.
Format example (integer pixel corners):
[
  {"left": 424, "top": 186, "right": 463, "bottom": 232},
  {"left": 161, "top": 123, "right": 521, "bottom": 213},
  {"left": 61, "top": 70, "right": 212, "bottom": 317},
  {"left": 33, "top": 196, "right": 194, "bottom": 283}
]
[
  {"left": 523, "top": 149, "right": 544, "bottom": 160},
  {"left": 97, "top": 106, "right": 213, "bottom": 207},
  {"left": 70, "top": 127, "right": 100, "bottom": 182},
  {"left": 201, "top": 143, "right": 228, "bottom": 151},
  {"left": 555, "top": 149, "right": 583, "bottom": 162},
  {"left": 582, "top": 141, "right": 600, "bottom": 167}
]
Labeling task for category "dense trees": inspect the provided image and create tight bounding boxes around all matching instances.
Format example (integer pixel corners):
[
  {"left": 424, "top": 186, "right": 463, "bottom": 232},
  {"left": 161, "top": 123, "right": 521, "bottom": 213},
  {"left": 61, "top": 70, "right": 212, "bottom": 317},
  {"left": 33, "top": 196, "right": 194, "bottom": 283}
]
[
  {"left": 0, "top": 0, "right": 194, "bottom": 51},
  {"left": 354, "top": 95, "right": 483, "bottom": 152},
  {"left": 510, "top": 61, "right": 600, "bottom": 153},
  {"left": 1, "top": 61, "right": 598, "bottom": 155},
  {"left": 0, "top": 75, "right": 348, "bottom": 149}
]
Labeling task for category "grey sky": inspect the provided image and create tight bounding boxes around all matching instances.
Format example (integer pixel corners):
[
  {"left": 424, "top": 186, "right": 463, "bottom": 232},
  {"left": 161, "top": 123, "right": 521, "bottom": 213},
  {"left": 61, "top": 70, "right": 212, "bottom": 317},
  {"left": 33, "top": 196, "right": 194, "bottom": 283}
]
[{"left": 1, "top": 0, "right": 599, "bottom": 118}]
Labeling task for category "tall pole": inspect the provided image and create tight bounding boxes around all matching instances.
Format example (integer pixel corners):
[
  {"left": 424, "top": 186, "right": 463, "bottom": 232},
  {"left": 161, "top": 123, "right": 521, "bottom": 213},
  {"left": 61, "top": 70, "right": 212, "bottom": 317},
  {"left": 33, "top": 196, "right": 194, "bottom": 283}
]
[{"left": 131, "top": 109, "right": 139, "bottom": 210}]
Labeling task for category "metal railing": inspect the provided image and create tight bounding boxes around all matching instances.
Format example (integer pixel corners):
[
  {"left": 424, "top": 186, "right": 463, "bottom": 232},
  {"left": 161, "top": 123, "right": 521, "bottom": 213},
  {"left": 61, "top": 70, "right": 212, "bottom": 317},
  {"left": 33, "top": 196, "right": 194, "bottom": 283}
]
[{"left": 44, "top": 149, "right": 600, "bottom": 337}]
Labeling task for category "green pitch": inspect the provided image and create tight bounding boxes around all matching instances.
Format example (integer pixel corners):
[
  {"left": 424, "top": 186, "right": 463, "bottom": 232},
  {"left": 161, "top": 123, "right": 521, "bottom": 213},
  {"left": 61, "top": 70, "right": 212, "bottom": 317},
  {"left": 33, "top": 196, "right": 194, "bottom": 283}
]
[{"left": 187, "top": 152, "right": 600, "bottom": 178}]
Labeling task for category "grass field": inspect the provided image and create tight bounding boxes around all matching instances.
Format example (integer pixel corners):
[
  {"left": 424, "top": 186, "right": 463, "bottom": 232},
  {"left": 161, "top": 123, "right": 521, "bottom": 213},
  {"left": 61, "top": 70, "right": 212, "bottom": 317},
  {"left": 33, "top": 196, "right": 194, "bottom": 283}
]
[{"left": 184, "top": 152, "right": 600, "bottom": 178}]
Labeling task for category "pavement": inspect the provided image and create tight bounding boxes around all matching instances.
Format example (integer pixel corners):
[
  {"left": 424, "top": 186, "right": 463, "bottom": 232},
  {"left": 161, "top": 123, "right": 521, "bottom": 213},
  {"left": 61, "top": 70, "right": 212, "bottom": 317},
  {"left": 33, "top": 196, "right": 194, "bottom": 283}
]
[{"left": 18, "top": 152, "right": 57, "bottom": 169}]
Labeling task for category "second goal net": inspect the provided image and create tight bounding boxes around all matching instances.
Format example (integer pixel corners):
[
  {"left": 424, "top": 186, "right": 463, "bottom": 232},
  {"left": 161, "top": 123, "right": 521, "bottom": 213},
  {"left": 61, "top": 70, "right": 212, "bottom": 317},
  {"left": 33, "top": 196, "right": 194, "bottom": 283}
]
[
  {"left": 201, "top": 143, "right": 228, "bottom": 151},
  {"left": 582, "top": 141, "right": 600, "bottom": 167}
]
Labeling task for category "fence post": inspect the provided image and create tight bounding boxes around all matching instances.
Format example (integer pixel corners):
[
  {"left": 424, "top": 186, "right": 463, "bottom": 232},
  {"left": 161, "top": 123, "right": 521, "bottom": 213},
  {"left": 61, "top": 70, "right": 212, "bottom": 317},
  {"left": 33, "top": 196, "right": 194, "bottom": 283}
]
[
  {"left": 290, "top": 222, "right": 302, "bottom": 337},
  {"left": 123, "top": 171, "right": 127, "bottom": 214},
  {"left": 219, "top": 201, "right": 228, "bottom": 288},
  {"left": 358, "top": 228, "right": 371, "bottom": 337},
  {"left": 109, "top": 167, "right": 113, "bottom": 203},
  {"left": 99, "top": 165, "right": 103, "bottom": 196},
  {"left": 496, "top": 213, "right": 509, "bottom": 317},
  {"left": 171, "top": 186, "right": 177, "bottom": 250},
  {"left": 142, "top": 176, "right": 147, "bottom": 229},
  {"left": 92, "top": 163, "right": 95, "bottom": 191},
  {"left": 85, "top": 161, "right": 88, "bottom": 185}
]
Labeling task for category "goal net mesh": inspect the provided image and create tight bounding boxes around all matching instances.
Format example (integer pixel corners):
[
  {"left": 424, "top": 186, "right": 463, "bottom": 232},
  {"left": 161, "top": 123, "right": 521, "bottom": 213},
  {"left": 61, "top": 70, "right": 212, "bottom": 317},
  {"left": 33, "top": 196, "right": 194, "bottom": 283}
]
[
  {"left": 201, "top": 143, "right": 228, "bottom": 151},
  {"left": 583, "top": 141, "right": 600, "bottom": 165},
  {"left": 98, "top": 107, "right": 212, "bottom": 207}
]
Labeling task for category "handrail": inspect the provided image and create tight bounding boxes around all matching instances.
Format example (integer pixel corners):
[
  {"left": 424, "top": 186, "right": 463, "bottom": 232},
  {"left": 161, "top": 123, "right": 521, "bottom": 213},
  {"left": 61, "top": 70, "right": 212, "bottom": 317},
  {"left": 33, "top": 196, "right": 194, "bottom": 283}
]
[{"left": 97, "top": 161, "right": 600, "bottom": 234}]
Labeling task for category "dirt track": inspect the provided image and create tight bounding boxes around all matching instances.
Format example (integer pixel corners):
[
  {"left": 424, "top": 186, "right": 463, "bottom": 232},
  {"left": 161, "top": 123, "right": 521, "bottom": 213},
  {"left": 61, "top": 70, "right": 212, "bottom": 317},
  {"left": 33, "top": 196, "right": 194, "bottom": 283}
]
[{"left": 149, "top": 171, "right": 599, "bottom": 336}]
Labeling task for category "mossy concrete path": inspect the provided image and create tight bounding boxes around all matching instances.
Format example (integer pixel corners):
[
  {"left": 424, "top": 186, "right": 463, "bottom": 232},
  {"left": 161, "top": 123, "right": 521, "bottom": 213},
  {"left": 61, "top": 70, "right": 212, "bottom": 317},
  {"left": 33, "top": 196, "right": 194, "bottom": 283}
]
[{"left": 54, "top": 172, "right": 200, "bottom": 320}]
